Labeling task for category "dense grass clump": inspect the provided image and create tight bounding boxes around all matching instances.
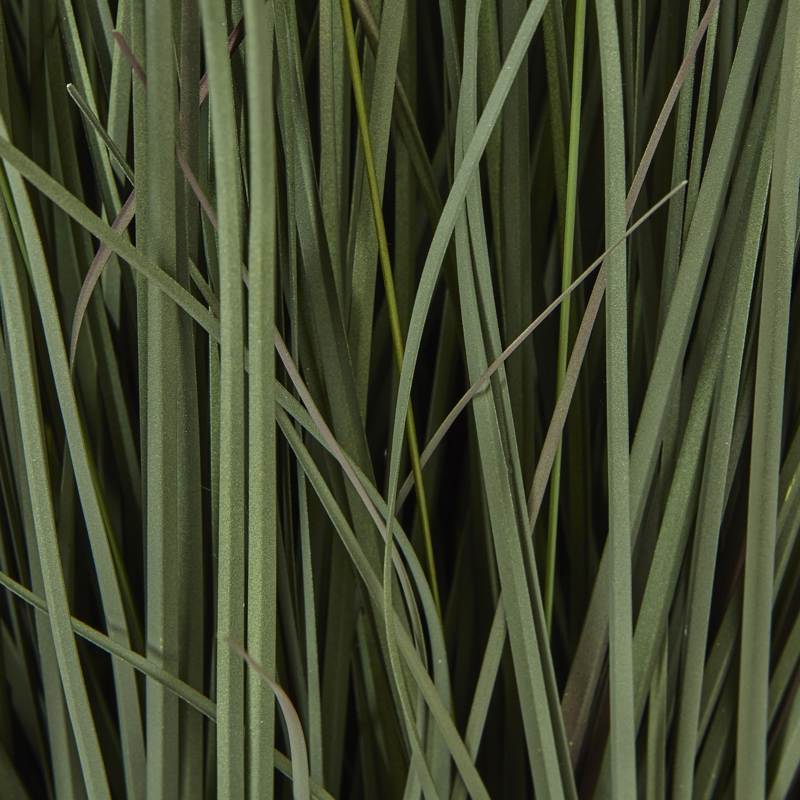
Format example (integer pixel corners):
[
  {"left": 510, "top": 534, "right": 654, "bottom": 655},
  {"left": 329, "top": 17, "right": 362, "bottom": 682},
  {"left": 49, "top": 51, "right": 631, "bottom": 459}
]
[{"left": 0, "top": 0, "right": 798, "bottom": 797}]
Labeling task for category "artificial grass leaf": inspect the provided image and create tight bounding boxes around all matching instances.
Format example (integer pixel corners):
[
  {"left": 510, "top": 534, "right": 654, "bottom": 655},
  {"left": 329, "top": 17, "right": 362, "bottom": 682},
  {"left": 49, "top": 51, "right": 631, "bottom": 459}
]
[{"left": 1, "top": 1, "right": 797, "bottom": 796}]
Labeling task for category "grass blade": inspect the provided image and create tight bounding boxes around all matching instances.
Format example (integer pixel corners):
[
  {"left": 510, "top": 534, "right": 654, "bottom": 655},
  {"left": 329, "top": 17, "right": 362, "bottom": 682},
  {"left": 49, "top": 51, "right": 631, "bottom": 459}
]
[
  {"left": 737, "top": 3, "right": 800, "bottom": 794},
  {"left": 196, "top": 3, "right": 246, "bottom": 796},
  {"left": 242, "top": 1, "right": 278, "bottom": 796},
  {"left": 592, "top": 1, "right": 636, "bottom": 794}
]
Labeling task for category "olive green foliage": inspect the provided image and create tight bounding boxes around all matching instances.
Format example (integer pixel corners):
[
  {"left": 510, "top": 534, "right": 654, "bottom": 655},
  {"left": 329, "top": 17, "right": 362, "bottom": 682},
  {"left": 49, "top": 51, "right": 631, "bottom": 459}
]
[{"left": 0, "top": 0, "right": 798, "bottom": 798}]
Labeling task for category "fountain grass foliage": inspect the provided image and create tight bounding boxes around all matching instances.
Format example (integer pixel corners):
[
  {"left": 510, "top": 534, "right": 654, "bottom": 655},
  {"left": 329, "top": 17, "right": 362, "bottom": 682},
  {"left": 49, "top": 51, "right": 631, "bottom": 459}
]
[{"left": 0, "top": 0, "right": 798, "bottom": 797}]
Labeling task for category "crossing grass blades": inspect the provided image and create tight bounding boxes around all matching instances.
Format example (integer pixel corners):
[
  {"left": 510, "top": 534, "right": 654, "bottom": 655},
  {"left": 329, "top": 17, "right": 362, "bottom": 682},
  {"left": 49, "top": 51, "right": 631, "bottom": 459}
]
[{"left": 0, "top": 0, "right": 798, "bottom": 797}]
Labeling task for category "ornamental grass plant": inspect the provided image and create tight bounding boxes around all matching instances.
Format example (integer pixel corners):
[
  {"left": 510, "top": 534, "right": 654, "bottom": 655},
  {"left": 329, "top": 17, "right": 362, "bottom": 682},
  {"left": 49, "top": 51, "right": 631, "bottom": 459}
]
[{"left": 0, "top": 0, "right": 798, "bottom": 797}]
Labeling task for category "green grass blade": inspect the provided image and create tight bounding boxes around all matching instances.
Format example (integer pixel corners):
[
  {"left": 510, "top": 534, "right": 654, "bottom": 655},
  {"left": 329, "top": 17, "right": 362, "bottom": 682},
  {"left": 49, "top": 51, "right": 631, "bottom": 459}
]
[
  {"left": 346, "top": 0, "right": 407, "bottom": 410},
  {"left": 561, "top": 0, "right": 764, "bottom": 760},
  {"left": 231, "top": 640, "right": 311, "bottom": 800},
  {"left": 592, "top": 0, "right": 635, "bottom": 794},
  {"left": 242, "top": 1, "right": 278, "bottom": 796},
  {"left": 0, "top": 568, "right": 334, "bottom": 800},
  {"left": 277, "top": 411, "right": 490, "bottom": 800},
  {"left": 0, "top": 124, "right": 147, "bottom": 800},
  {"left": 737, "top": 3, "right": 800, "bottom": 794},
  {"left": 319, "top": 0, "right": 348, "bottom": 303},
  {"left": 141, "top": 3, "right": 183, "bottom": 794},
  {"left": 545, "top": 0, "right": 586, "bottom": 632},
  {"left": 672, "top": 94, "right": 774, "bottom": 798},
  {"left": 0, "top": 134, "right": 219, "bottom": 337},
  {"left": 3, "top": 0, "right": 797, "bottom": 795},
  {"left": 382, "top": 0, "right": 553, "bottom": 668},
  {"left": 339, "top": 0, "right": 440, "bottom": 619},
  {"left": 0, "top": 194, "right": 110, "bottom": 799},
  {"left": 197, "top": 2, "right": 247, "bottom": 796}
]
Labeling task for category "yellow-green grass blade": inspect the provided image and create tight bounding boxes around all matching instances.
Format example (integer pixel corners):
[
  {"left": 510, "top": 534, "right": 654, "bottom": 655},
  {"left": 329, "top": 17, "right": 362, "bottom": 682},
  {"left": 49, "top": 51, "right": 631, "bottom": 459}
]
[
  {"left": 345, "top": 0, "right": 408, "bottom": 413},
  {"left": 339, "top": 0, "right": 439, "bottom": 624},
  {"left": 339, "top": 2, "right": 444, "bottom": 789},
  {"left": 544, "top": 0, "right": 586, "bottom": 633},
  {"left": 382, "top": 0, "right": 555, "bottom": 671}
]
